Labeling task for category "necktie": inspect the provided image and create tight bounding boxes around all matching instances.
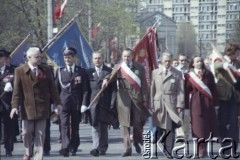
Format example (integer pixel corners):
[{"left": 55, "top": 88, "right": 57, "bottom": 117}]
[
  {"left": 69, "top": 67, "right": 72, "bottom": 76},
  {"left": 96, "top": 68, "right": 101, "bottom": 76},
  {"left": 33, "top": 67, "right": 37, "bottom": 76},
  {"left": 165, "top": 69, "right": 168, "bottom": 76},
  {"left": 198, "top": 71, "right": 203, "bottom": 79}
]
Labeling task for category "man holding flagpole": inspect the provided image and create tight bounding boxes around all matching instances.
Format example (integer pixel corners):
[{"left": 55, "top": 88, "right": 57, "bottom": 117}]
[{"left": 114, "top": 48, "right": 150, "bottom": 157}]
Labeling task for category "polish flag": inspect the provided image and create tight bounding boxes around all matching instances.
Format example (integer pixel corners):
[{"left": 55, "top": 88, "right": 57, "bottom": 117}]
[
  {"left": 55, "top": 0, "right": 68, "bottom": 20},
  {"left": 92, "top": 22, "right": 101, "bottom": 40}
]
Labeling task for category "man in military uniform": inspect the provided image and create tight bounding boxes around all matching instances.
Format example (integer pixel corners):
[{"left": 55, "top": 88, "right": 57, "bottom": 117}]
[
  {"left": 115, "top": 48, "right": 150, "bottom": 157},
  {"left": 0, "top": 49, "right": 15, "bottom": 157},
  {"left": 56, "top": 47, "right": 90, "bottom": 157}
]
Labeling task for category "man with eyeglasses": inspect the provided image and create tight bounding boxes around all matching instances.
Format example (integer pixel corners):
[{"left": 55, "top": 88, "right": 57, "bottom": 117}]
[{"left": 176, "top": 54, "right": 190, "bottom": 140}]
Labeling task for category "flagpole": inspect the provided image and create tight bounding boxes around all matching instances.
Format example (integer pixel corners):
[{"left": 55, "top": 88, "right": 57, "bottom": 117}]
[
  {"left": 42, "top": 9, "right": 83, "bottom": 52},
  {"left": 10, "top": 30, "right": 34, "bottom": 57}
]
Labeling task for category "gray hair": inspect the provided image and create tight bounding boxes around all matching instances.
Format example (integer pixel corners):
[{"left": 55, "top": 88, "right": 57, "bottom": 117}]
[
  {"left": 92, "top": 52, "right": 104, "bottom": 58},
  {"left": 161, "top": 52, "right": 173, "bottom": 59},
  {"left": 26, "top": 47, "right": 41, "bottom": 58}
]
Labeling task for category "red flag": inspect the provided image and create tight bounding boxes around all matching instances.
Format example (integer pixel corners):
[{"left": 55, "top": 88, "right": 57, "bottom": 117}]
[
  {"left": 92, "top": 22, "right": 101, "bottom": 40},
  {"left": 133, "top": 27, "right": 159, "bottom": 90},
  {"left": 55, "top": 0, "right": 68, "bottom": 20}
]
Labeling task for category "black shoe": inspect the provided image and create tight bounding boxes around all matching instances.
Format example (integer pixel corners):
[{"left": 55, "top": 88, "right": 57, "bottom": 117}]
[
  {"left": 121, "top": 152, "right": 131, "bottom": 157},
  {"left": 90, "top": 149, "right": 99, "bottom": 156},
  {"left": 59, "top": 149, "right": 69, "bottom": 157},
  {"left": 6, "top": 152, "right": 12, "bottom": 157},
  {"left": 134, "top": 143, "right": 141, "bottom": 154},
  {"left": 44, "top": 151, "right": 50, "bottom": 156},
  {"left": 99, "top": 152, "right": 106, "bottom": 155}
]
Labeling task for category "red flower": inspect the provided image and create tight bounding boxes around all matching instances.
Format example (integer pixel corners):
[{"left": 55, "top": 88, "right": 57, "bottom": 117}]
[{"left": 38, "top": 71, "right": 46, "bottom": 80}]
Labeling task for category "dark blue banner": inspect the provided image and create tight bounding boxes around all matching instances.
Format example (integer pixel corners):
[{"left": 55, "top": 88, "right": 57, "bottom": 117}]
[
  {"left": 46, "top": 22, "right": 93, "bottom": 68},
  {"left": 10, "top": 40, "right": 30, "bottom": 67}
]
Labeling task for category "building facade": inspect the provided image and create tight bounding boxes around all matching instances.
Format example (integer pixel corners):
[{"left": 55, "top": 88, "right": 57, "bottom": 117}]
[{"left": 141, "top": 0, "right": 240, "bottom": 54}]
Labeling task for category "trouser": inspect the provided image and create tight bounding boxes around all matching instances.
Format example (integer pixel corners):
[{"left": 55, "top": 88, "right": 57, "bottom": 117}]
[
  {"left": 60, "top": 109, "right": 80, "bottom": 152},
  {"left": 92, "top": 122, "right": 108, "bottom": 153},
  {"left": 22, "top": 119, "right": 46, "bottom": 160},
  {"left": 3, "top": 110, "right": 15, "bottom": 153},
  {"left": 43, "top": 118, "right": 51, "bottom": 153},
  {"left": 218, "top": 97, "right": 239, "bottom": 153}
]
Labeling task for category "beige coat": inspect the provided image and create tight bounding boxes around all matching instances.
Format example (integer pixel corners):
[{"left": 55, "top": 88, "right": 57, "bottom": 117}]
[
  {"left": 151, "top": 66, "right": 184, "bottom": 130},
  {"left": 115, "top": 62, "right": 150, "bottom": 127},
  {"left": 11, "top": 64, "right": 61, "bottom": 120}
]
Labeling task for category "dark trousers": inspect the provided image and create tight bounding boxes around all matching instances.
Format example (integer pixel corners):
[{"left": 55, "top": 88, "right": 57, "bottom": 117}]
[
  {"left": 43, "top": 118, "right": 51, "bottom": 153},
  {"left": 218, "top": 97, "right": 239, "bottom": 152},
  {"left": 92, "top": 122, "right": 108, "bottom": 153},
  {"left": 155, "top": 125, "right": 175, "bottom": 156},
  {"left": 60, "top": 109, "right": 80, "bottom": 152},
  {"left": 3, "top": 110, "right": 15, "bottom": 153}
]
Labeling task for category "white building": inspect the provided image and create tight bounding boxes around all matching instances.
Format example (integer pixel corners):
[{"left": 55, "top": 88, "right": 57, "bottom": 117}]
[{"left": 141, "top": 0, "right": 240, "bottom": 54}]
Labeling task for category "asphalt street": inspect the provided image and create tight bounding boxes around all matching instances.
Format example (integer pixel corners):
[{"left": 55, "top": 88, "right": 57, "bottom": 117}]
[{"left": 0, "top": 120, "right": 239, "bottom": 160}]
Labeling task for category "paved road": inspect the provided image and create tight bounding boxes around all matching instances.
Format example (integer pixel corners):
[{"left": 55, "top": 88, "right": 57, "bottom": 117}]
[{"left": 0, "top": 121, "right": 239, "bottom": 160}]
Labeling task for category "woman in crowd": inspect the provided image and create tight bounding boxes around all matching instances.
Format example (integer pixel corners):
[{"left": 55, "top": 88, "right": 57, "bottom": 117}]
[{"left": 185, "top": 55, "right": 219, "bottom": 158}]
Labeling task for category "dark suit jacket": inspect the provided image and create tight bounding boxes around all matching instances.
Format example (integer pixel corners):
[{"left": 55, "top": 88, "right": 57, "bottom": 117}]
[
  {"left": 11, "top": 63, "right": 61, "bottom": 120},
  {"left": 87, "top": 65, "right": 117, "bottom": 126},
  {"left": 0, "top": 65, "right": 14, "bottom": 112},
  {"left": 56, "top": 65, "right": 90, "bottom": 111}
]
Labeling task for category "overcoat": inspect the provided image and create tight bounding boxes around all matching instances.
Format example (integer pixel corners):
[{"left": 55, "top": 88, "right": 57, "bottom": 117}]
[
  {"left": 185, "top": 69, "right": 219, "bottom": 138},
  {"left": 151, "top": 66, "right": 184, "bottom": 130},
  {"left": 11, "top": 63, "right": 61, "bottom": 120},
  {"left": 115, "top": 61, "right": 150, "bottom": 127},
  {"left": 87, "top": 65, "right": 117, "bottom": 126}
]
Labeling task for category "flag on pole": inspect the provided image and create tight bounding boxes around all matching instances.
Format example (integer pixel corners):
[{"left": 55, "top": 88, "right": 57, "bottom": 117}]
[
  {"left": 92, "top": 22, "right": 101, "bottom": 41},
  {"left": 10, "top": 35, "right": 30, "bottom": 67},
  {"left": 46, "top": 22, "right": 93, "bottom": 68},
  {"left": 55, "top": 0, "right": 68, "bottom": 20},
  {"left": 133, "top": 27, "right": 159, "bottom": 89}
]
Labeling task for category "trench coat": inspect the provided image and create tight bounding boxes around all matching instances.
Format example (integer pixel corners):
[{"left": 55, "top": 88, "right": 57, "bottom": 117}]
[
  {"left": 151, "top": 66, "right": 184, "bottom": 130},
  {"left": 115, "top": 61, "right": 150, "bottom": 127}
]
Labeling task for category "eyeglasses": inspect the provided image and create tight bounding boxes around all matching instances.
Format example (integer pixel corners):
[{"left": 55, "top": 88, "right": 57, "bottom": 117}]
[{"left": 180, "top": 59, "right": 187, "bottom": 62}]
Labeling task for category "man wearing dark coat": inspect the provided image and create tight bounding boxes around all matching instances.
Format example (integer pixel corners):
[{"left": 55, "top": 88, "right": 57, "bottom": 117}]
[
  {"left": 214, "top": 43, "right": 240, "bottom": 155},
  {"left": 55, "top": 47, "right": 90, "bottom": 157},
  {"left": 0, "top": 50, "right": 15, "bottom": 157},
  {"left": 114, "top": 48, "right": 150, "bottom": 157},
  {"left": 83, "top": 52, "right": 117, "bottom": 156}
]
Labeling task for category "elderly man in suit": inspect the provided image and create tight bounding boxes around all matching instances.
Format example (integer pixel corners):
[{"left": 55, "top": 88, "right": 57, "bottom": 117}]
[
  {"left": 83, "top": 52, "right": 117, "bottom": 156},
  {"left": 115, "top": 48, "right": 150, "bottom": 157},
  {"left": 151, "top": 52, "right": 184, "bottom": 158},
  {"left": 10, "top": 47, "right": 62, "bottom": 160},
  {"left": 55, "top": 47, "right": 90, "bottom": 157}
]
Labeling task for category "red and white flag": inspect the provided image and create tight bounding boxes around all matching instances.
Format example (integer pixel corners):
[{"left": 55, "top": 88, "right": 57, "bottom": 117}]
[
  {"left": 92, "top": 22, "right": 101, "bottom": 40},
  {"left": 55, "top": 0, "right": 68, "bottom": 20}
]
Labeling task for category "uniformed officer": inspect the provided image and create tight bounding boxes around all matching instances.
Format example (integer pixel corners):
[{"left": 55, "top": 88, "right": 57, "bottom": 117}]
[
  {"left": 0, "top": 49, "right": 15, "bottom": 157},
  {"left": 56, "top": 47, "right": 90, "bottom": 157}
]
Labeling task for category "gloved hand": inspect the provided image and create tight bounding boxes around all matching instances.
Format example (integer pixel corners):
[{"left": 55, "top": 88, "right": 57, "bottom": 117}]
[
  {"left": 81, "top": 105, "right": 90, "bottom": 113},
  {"left": 4, "top": 82, "right": 12, "bottom": 92},
  {"left": 223, "top": 62, "right": 233, "bottom": 70}
]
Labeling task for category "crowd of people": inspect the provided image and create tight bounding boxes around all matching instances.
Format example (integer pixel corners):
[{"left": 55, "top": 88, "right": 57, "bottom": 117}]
[{"left": 0, "top": 43, "right": 239, "bottom": 160}]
